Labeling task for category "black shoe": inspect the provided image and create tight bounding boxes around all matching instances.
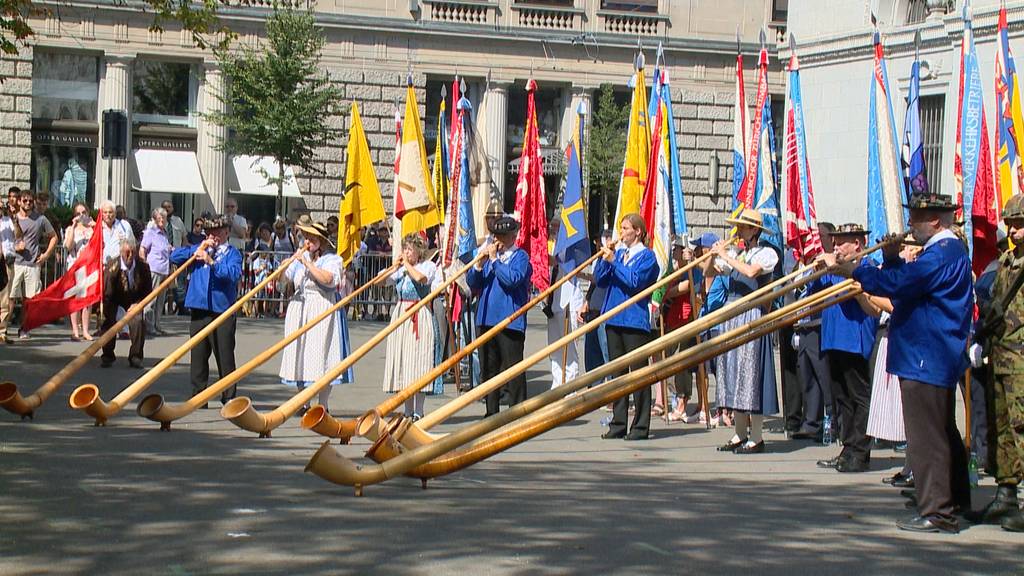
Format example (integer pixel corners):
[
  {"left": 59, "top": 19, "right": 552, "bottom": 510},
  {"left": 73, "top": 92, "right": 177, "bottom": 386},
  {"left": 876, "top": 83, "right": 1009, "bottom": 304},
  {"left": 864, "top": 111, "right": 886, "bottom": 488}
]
[
  {"left": 717, "top": 437, "right": 747, "bottom": 452},
  {"left": 1002, "top": 510, "right": 1024, "bottom": 532},
  {"left": 836, "top": 458, "right": 869, "bottom": 473},
  {"left": 790, "top": 429, "right": 820, "bottom": 441},
  {"left": 892, "top": 475, "right": 915, "bottom": 489},
  {"left": 965, "top": 485, "right": 1020, "bottom": 524},
  {"left": 734, "top": 441, "right": 765, "bottom": 454},
  {"left": 601, "top": 430, "right": 626, "bottom": 440},
  {"left": 817, "top": 455, "right": 844, "bottom": 469},
  {"left": 883, "top": 472, "right": 910, "bottom": 485},
  {"left": 100, "top": 358, "right": 113, "bottom": 368},
  {"left": 624, "top": 431, "right": 649, "bottom": 441},
  {"left": 129, "top": 360, "right": 144, "bottom": 369},
  {"left": 896, "top": 514, "right": 959, "bottom": 534},
  {"left": 900, "top": 489, "right": 916, "bottom": 500}
]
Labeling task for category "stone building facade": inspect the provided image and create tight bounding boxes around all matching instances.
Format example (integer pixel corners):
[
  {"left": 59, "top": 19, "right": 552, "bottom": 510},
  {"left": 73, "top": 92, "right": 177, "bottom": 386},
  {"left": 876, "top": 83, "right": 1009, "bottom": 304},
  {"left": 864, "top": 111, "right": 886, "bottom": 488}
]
[{"left": 0, "top": 0, "right": 787, "bottom": 237}]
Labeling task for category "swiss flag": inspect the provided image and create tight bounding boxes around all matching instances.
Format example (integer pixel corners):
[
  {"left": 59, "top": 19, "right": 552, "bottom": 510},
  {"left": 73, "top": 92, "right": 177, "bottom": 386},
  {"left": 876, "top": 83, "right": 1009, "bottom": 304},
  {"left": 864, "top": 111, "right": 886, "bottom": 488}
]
[{"left": 21, "top": 227, "right": 103, "bottom": 333}]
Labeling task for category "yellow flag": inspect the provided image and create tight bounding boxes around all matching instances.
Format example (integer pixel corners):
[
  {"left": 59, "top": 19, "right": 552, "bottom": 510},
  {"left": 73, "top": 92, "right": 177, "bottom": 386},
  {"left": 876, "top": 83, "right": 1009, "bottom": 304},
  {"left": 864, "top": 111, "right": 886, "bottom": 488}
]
[
  {"left": 396, "top": 84, "right": 440, "bottom": 234},
  {"left": 431, "top": 98, "right": 448, "bottom": 224},
  {"left": 612, "top": 66, "right": 651, "bottom": 231},
  {"left": 337, "top": 102, "right": 386, "bottom": 266}
]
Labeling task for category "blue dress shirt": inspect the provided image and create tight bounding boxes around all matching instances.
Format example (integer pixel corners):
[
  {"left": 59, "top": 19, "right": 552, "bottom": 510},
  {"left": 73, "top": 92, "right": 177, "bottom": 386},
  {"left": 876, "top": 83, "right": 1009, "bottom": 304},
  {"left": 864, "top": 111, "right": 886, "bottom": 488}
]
[
  {"left": 170, "top": 243, "right": 243, "bottom": 314},
  {"left": 467, "top": 248, "right": 532, "bottom": 333},
  {"left": 594, "top": 244, "right": 659, "bottom": 332}
]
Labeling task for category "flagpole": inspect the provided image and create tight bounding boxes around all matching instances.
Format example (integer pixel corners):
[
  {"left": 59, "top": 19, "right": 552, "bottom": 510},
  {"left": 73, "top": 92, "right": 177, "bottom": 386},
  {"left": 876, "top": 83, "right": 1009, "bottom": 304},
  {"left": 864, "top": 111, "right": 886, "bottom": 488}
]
[
  {"left": 561, "top": 309, "right": 569, "bottom": 387},
  {"left": 687, "top": 267, "right": 711, "bottom": 428}
]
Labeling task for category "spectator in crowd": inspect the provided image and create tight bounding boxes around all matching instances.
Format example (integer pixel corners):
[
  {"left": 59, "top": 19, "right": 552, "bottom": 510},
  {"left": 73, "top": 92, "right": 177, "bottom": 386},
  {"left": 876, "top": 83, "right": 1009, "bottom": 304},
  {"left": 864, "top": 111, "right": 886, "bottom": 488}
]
[
  {"left": 140, "top": 207, "right": 172, "bottom": 336},
  {"left": 2, "top": 189, "right": 58, "bottom": 342},
  {"left": 224, "top": 197, "right": 248, "bottom": 251},
  {"left": 247, "top": 222, "right": 273, "bottom": 253},
  {"left": 279, "top": 221, "right": 353, "bottom": 415},
  {"left": 63, "top": 202, "right": 95, "bottom": 341},
  {"left": 0, "top": 187, "right": 22, "bottom": 344},
  {"left": 662, "top": 236, "right": 701, "bottom": 423},
  {"left": 326, "top": 216, "right": 339, "bottom": 245},
  {"left": 100, "top": 238, "right": 152, "bottom": 368},
  {"left": 35, "top": 192, "right": 60, "bottom": 236},
  {"left": 100, "top": 201, "right": 135, "bottom": 265},
  {"left": 186, "top": 217, "right": 206, "bottom": 246},
  {"left": 6, "top": 186, "right": 20, "bottom": 214},
  {"left": 382, "top": 233, "right": 441, "bottom": 419},
  {"left": 116, "top": 204, "right": 145, "bottom": 242},
  {"left": 161, "top": 200, "right": 187, "bottom": 248}
]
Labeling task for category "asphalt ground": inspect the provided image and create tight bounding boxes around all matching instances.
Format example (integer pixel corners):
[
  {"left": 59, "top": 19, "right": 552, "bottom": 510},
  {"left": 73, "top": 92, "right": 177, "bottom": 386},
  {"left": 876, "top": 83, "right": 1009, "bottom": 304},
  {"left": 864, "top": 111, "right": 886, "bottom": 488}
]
[{"left": 1, "top": 311, "right": 1020, "bottom": 575}]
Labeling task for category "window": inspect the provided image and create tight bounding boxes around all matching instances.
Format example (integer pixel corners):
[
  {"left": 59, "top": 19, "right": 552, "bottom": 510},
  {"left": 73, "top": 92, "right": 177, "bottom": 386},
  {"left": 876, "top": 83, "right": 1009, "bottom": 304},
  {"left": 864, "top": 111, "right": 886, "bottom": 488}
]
[
  {"left": 32, "top": 52, "right": 100, "bottom": 122},
  {"left": 907, "top": 0, "right": 928, "bottom": 25},
  {"left": 920, "top": 94, "right": 945, "bottom": 195},
  {"left": 515, "top": 0, "right": 574, "bottom": 5},
  {"left": 772, "top": 0, "right": 788, "bottom": 22},
  {"left": 600, "top": 0, "right": 657, "bottom": 13},
  {"left": 133, "top": 60, "right": 197, "bottom": 127}
]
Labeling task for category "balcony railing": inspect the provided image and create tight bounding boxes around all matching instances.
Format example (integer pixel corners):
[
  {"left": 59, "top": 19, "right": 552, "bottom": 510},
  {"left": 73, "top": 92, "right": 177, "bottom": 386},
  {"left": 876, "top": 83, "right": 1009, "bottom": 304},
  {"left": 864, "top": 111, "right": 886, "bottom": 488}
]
[
  {"left": 423, "top": 0, "right": 496, "bottom": 25},
  {"left": 512, "top": 3, "right": 584, "bottom": 31},
  {"left": 597, "top": 9, "right": 664, "bottom": 36}
]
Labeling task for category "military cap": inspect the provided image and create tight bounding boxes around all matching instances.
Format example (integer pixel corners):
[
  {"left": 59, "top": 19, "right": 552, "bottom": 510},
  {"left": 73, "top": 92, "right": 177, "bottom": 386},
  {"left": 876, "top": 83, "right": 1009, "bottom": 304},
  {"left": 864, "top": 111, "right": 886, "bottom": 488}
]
[
  {"left": 1002, "top": 194, "right": 1024, "bottom": 221},
  {"left": 488, "top": 215, "right": 521, "bottom": 236},
  {"left": 904, "top": 192, "right": 957, "bottom": 211}
]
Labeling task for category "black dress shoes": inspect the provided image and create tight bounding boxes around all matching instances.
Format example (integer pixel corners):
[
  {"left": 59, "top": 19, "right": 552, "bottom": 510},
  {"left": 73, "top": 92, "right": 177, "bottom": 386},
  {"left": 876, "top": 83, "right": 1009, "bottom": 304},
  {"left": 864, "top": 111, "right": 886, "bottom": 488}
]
[
  {"left": 965, "top": 485, "right": 1020, "bottom": 524},
  {"left": 900, "top": 489, "right": 916, "bottom": 499},
  {"left": 601, "top": 430, "right": 626, "bottom": 440},
  {"left": 734, "top": 441, "right": 765, "bottom": 454},
  {"left": 790, "top": 429, "right": 820, "bottom": 441},
  {"left": 717, "top": 437, "right": 747, "bottom": 452},
  {"left": 836, "top": 458, "right": 869, "bottom": 473},
  {"left": 892, "top": 475, "right": 915, "bottom": 489},
  {"left": 1002, "top": 510, "right": 1024, "bottom": 532},
  {"left": 624, "top": 431, "right": 649, "bottom": 441},
  {"left": 883, "top": 472, "right": 911, "bottom": 485},
  {"left": 896, "top": 514, "right": 959, "bottom": 534},
  {"left": 817, "top": 455, "right": 844, "bottom": 469}
]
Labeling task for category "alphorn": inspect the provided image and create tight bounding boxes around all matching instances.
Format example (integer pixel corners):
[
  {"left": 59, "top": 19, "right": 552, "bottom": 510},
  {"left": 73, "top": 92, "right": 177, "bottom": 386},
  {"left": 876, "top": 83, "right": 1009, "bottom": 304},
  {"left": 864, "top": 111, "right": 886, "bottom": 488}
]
[
  {"left": 0, "top": 254, "right": 199, "bottom": 419},
  {"left": 220, "top": 252, "right": 487, "bottom": 437},
  {"left": 360, "top": 238, "right": 893, "bottom": 451},
  {"left": 68, "top": 253, "right": 299, "bottom": 425},
  {"left": 135, "top": 261, "right": 401, "bottom": 431},
  {"left": 305, "top": 280, "right": 860, "bottom": 494},
  {"left": 301, "top": 250, "right": 606, "bottom": 440}
]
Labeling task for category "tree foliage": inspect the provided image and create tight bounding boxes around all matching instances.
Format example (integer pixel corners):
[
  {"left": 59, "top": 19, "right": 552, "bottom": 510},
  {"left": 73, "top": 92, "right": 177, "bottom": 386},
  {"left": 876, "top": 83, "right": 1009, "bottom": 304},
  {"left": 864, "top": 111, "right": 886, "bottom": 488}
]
[
  {"left": 204, "top": 6, "right": 344, "bottom": 217},
  {"left": 587, "top": 84, "right": 628, "bottom": 230},
  {"left": 0, "top": 0, "right": 34, "bottom": 55}
]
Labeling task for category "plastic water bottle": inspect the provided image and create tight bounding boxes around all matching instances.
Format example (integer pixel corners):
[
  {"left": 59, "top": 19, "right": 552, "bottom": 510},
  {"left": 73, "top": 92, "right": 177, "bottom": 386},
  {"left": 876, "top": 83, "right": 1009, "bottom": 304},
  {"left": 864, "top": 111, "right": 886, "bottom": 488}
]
[
  {"left": 968, "top": 451, "right": 979, "bottom": 488},
  {"left": 822, "top": 412, "right": 834, "bottom": 446},
  {"left": 600, "top": 416, "right": 611, "bottom": 427}
]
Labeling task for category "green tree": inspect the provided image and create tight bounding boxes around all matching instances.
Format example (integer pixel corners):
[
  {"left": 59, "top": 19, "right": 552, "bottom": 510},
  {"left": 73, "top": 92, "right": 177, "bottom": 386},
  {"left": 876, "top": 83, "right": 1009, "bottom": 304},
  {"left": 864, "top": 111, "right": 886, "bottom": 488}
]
[
  {"left": 587, "top": 84, "right": 628, "bottom": 231},
  {"left": 204, "top": 6, "right": 344, "bottom": 218}
]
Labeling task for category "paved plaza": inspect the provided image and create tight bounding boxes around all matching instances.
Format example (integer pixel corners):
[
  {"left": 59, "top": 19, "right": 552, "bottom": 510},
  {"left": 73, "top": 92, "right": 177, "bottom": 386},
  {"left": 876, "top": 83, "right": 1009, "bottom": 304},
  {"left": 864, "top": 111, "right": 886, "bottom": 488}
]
[{"left": 0, "top": 312, "right": 1020, "bottom": 575}]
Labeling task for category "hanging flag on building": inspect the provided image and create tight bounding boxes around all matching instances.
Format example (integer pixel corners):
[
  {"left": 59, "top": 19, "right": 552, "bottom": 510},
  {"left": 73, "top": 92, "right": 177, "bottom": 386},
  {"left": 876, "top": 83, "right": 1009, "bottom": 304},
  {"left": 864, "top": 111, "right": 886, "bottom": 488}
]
[
  {"left": 782, "top": 37, "right": 823, "bottom": 263},
  {"left": 996, "top": 3, "right": 1024, "bottom": 215},
  {"left": 555, "top": 102, "right": 591, "bottom": 273},
  {"left": 337, "top": 102, "right": 386, "bottom": 266},
  {"left": 21, "top": 227, "right": 103, "bottom": 334},
  {"left": 395, "top": 80, "right": 439, "bottom": 235},
  {"left": 612, "top": 51, "right": 651, "bottom": 231},
  {"left": 866, "top": 28, "right": 907, "bottom": 247},
  {"left": 513, "top": 78, "right": 550, "bottom": 291},
  {"left": 733, "top": 37, "right": 750, "bottom": 210},
  {"left": 903, "top": 32, "right": 929, "bottom": 198},
  {"left": 741, "top": 35, "right": 782, "bottom": 252}
]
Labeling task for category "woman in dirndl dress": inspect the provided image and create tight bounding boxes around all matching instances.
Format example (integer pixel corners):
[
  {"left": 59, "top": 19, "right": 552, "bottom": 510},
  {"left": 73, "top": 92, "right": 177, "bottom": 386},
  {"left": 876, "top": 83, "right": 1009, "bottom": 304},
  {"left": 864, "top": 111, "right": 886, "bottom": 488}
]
[
  {"left": 382, "top": 234, "right": 442, "bottom": 419},
  {"left": 703, "top": 209, "right": 780, "bottom": 454},
  {"left": 278, "top": 222, "right": 353, "bottom": 415},
  {"left": 866, "top": 294, "right": 913, "bottom": 487}
]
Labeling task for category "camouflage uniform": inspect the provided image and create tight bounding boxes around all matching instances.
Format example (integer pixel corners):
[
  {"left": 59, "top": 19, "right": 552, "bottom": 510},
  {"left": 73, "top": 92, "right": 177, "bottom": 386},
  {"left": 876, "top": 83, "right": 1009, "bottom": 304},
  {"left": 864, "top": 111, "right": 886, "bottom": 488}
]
[{"left": 989, "top": 250, "right": 1024, "bottom": 488}]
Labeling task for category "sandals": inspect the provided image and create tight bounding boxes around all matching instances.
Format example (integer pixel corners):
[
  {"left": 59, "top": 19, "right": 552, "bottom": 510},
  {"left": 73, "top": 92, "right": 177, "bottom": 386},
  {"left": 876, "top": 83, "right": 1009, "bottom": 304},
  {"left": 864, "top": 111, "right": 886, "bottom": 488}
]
[{"left": 651, "top": 405, "right": 666, "bottom": 417}]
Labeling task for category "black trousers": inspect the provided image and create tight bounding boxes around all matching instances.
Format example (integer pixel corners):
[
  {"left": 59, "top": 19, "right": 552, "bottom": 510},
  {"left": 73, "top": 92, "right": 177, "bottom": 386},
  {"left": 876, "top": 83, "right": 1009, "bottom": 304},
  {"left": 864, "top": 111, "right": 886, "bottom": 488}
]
[
  {"left": 796, "top": 327, "right": 830, "bottom": 434},
  {"left": 963, "top": 367, "right": 989, "bottom": 469},
  {"left": 779, "top": 325, "right": 802, "bottom": 432},
  {"left": 607, "top": 326, "right": 653, "bottom": 437},
  {"left": 482, "top": 327, "right": 526, "bottom": 417},
  {"left": 101, "top": 303, "right": 145, "bottom": 364},
  {"left": 827, "top": 350, "right": 872, "bottom": 462},
  {"left": 901, "top": 378, "right": 971, "bottom": 521},
  {"left": 189, "top": 310, "right": 237, "bottom": 401}
]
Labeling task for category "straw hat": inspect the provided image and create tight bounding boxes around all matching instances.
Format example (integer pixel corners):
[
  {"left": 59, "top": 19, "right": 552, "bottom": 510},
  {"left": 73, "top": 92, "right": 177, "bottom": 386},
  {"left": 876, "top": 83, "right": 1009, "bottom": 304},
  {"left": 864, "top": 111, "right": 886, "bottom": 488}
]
[
  {"left": 724, "top": 208, "right": 767, "bottom": 231},
  {"left": 295, "top": 221, "right": 335, "bottom": 250}
]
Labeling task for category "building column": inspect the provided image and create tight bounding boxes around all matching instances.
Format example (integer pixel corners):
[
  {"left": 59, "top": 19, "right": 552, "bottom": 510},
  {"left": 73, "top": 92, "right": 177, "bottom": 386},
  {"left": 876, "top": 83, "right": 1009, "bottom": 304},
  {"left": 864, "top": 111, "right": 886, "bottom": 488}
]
[
  {"left": 198, "top": 61, "right": 228, "bottom": 215},
  {"left": 97, "top": 53, "right": 133, "bottom": 211},
  {"left": 480, "top": 80, "right": 510, "bottom": 204}
]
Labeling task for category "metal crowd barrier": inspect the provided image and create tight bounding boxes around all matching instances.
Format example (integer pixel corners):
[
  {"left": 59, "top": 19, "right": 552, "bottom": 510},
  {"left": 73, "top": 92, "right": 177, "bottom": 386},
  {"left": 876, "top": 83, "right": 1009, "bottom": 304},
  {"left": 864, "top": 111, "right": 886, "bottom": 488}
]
[{"left": 350, "top": 251, "right": 395, "bottom": 321}]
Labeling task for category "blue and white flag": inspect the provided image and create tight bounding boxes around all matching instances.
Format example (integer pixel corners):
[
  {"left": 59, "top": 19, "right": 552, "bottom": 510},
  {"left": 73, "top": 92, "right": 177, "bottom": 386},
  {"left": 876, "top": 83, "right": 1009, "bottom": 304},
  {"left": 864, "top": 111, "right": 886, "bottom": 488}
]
[
  {"left": 867, "top": 30, "right": 907, "bottom": 246},
  {"left": 555, "top": 104, "right": 590, "bottom": 273}
]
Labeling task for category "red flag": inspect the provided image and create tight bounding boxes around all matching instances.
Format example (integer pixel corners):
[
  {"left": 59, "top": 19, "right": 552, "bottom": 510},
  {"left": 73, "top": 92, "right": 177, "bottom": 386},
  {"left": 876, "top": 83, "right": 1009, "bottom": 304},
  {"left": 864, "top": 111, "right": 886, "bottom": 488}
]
[
  {"left": 973, "top": 111, "right": 999, "bottom": 276},
  {"left": 513, "top": 79, "right": 550, "bottom": 291},
  {"left": 21, "top": 227, "right": 103, "bottom": 333}
]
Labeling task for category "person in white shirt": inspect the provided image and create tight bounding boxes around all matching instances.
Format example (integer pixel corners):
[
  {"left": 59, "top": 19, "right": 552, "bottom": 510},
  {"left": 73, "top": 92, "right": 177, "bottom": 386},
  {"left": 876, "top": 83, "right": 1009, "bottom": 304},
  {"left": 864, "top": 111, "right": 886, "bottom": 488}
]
[{"left": 224, "top": 197, "right": 248, "bottom": 251}]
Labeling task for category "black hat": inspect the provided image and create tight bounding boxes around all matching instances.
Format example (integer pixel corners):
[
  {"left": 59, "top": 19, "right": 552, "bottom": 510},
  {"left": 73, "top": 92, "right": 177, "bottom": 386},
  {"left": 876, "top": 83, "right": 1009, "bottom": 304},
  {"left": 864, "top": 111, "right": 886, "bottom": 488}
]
[
  {"left": 200, "top": 214, "right": 230, "bottom": 231},
  {"left": 904, "top": 192, "right": 957, "bottom": 212},
  {"left": 828, "top": 223, "right": 870, "bottom": 237},
  {"left": 488, "top": 215, "right": 521, "bottom": 236}
]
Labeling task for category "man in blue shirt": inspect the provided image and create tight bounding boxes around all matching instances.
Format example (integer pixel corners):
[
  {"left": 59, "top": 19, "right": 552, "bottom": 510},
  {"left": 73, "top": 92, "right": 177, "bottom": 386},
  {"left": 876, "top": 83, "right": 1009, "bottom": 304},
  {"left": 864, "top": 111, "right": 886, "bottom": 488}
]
[
  {"left": 816, "top": 224, "right": 879, "bottom": 473},
  {"left": 170, "top": 214, "right": 244, "bottom": 404},
  {"left": 467, "top": 216, "right": 532, "bottom": 417},
  {"left": 834, "top": 193, "right": 972, "bottom": 534}
]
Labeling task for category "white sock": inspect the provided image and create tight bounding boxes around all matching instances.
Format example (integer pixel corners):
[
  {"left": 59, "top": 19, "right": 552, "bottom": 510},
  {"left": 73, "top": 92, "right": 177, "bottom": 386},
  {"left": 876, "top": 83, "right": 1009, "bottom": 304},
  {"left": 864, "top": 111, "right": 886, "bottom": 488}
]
[
  {"left": 734, "top": 411, "right": 751, "bottom": 441},
  {"left": 749, "top": 414, "right": 764, "bottom": 444}
]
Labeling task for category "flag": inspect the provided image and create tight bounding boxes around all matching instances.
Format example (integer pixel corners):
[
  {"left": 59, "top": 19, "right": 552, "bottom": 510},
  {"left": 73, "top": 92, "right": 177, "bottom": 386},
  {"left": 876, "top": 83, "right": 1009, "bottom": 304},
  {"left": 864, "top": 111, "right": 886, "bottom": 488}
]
[
  {"left": 443, "top": 95, "right": 481, "bottom": 265},
  {"left": 782, "top": 46, "right": 823, "bottom": 262},
  {"left": 958, "top": 3, "right": 998, "bottom": 275},
  {"left": 21, "top": 227, "right": 103, "bottom": 333},
  {"left": 866, "top": 30, "right": 907, "bottom": 247},
  {"left": 661, "top": 67, "right": 687, "bottom": 237},
  {"left": 733, "top": 48, "right": 750, "bottom": 210},
  {"left": 996, "top": 4, "right": 1024, "bottom": 217},
  {"left": 903, "top": 45, "right": 929, "bottom": 197},
  {"left": 390, "top": 107, "right": 403, "bottom": 262},
  {"left": 513, "top": 78, "right": 550, "bottom": 291},
  {"left": 612, "top": 54, "right": 651, "bottom": 230},
  {"left": 742, "top": 44, "right": 782, "bottom": 251},
  {"left": 337, "top": 102, "right": 386, "bottom": 266},
  {"left": 395, "top": 83, "right": 439, "bottom": 234},
  {"left": 431, "top": 96, "right": 450, "bottom": 226},
  {"left": 640, "top": 66, "right": 674, "bottom": 275},
  {"left": 555, "top": 103, "right": 591, "bottom": 273}
]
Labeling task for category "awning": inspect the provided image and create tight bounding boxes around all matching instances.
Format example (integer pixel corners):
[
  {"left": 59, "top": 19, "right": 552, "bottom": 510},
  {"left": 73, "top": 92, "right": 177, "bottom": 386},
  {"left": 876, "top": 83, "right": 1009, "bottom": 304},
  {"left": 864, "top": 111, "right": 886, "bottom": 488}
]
[
  {"left": 228, "top": 155, "right": 301, "bottom": 198},
  {"left": 130, "top": 149, "right": 206, "bottom": 195}
]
